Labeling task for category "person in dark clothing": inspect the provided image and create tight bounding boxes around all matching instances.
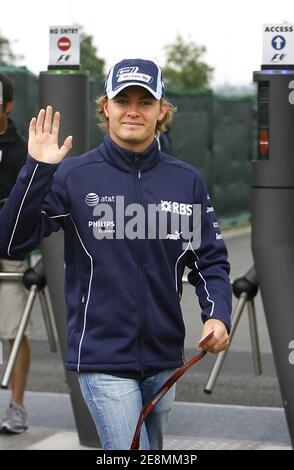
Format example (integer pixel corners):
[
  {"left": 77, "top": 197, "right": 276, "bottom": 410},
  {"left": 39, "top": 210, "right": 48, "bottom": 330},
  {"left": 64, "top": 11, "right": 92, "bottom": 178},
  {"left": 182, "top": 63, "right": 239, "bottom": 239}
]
[
  {"left": 0, "top": 77, "right": 27, "bottom": 208},
  {"left": 0, "top": 59, "right": 232, "bottom": 448},
  {"left": 0, "top": 73, "right": 30, "bottom": 434}
]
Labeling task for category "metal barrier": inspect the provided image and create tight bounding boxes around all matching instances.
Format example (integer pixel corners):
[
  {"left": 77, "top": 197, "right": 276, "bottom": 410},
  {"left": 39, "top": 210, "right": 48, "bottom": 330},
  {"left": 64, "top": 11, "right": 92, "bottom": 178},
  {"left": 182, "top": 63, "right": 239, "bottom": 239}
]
[
  {"left": 183, "top": 266, "right": 261, "bottom": 393},
  {"left": 0, "top": 258, "right": 57, "bottom": 389}
]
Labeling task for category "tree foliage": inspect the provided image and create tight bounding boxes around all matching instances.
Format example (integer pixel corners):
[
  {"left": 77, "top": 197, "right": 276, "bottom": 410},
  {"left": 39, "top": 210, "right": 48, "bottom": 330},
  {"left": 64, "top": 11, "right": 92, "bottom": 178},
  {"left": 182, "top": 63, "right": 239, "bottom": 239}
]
[
  {"left": 0, "top": 32, "right": 23, "bottom": 66},
  {"left": 162, "top": 35, "right": 213, "bottom": 91},
  {"left": 80, "top": 29, "right": 105, "bottom": 79}
]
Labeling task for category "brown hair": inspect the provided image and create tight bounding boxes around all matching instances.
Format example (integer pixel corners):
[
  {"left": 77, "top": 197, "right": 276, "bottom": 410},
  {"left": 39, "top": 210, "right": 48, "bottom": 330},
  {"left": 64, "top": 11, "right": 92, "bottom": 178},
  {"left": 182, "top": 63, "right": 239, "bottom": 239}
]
[{"left": 96, "top": 95, "right": 177, "bottom": 134}]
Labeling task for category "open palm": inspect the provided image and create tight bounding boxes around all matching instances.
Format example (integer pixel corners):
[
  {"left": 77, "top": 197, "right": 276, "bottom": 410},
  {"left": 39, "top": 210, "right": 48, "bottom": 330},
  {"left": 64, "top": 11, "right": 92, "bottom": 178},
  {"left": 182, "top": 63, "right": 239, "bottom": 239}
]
[{"left": 28, "top": 106, "right": 72, "bottom": 164}]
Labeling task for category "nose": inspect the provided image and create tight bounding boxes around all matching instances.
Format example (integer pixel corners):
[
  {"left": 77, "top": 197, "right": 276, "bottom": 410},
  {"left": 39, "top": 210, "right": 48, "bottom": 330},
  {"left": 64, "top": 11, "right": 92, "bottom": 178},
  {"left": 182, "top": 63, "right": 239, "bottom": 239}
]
[{"left": 126, "top": 103, "right": 140, "bottom": 118}]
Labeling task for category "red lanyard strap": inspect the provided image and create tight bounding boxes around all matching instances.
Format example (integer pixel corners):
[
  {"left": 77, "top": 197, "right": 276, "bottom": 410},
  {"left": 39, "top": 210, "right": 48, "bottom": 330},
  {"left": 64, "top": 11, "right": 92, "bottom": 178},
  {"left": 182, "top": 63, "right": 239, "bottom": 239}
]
[{"left": 130, "top": 349, "right": 208, "bottom": 450}]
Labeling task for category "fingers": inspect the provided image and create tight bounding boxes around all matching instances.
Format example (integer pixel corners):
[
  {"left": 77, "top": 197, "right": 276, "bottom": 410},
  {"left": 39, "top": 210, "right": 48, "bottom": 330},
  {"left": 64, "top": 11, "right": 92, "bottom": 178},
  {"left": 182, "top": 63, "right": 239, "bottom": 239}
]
[
  {"left": 208, "top": 336, "right": 229, "bottom": 353},
  {"left": 29, "top": 117, "right": 36, "bottom": 136},
  {"left": 32, "top": 106, "right": 58, "bottom": 135},
  {"left": 36, "top": 108, "right": 45, "bottom": 134},
  {"left": 51, "top": 110, "right": 60, "bottom": 137},
  {"left": 64, "top": 135, "right": 73, "bottom": 148},
  {"left": 199, "top": 321, "right": 229, "bottom": 353},
  {"left": 198, "top": 329, "right": 215, "bottom": 349},
  {"left": 59, "top": 135, "right": 73, "bottom": 160},
  {"left": 201, "top": 333, "right": 229, "bottom": 353},
  {"left": 43, "top": 105, "right": 53, "bottom": 134}
]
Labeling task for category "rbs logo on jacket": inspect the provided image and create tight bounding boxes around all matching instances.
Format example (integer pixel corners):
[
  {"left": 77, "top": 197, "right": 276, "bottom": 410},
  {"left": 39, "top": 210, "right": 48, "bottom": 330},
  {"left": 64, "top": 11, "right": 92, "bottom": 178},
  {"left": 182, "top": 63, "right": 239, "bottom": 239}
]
[{"left": 160, "top": 200, "right": 193, "bottom": 216}]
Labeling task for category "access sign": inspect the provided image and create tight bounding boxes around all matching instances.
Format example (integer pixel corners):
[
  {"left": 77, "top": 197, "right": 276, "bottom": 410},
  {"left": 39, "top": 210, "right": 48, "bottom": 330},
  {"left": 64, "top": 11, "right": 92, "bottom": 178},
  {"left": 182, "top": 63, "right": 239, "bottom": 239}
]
[
  {"left": 49, "top": 26, "right": 80, "bottom": 67},
  {"left": 263, "top": 24, "right": 294, "bottom": 66}
]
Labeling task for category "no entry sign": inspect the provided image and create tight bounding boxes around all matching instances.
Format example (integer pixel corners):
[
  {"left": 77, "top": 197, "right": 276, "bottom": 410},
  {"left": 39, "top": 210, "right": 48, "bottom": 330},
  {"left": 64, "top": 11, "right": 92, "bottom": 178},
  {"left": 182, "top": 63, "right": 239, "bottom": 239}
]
[
  {"left": 58, "top": 37, "right": 71, "bottom": 51},
  {"left": 49, "top": 26, "right": 80, "bottom": 67}
]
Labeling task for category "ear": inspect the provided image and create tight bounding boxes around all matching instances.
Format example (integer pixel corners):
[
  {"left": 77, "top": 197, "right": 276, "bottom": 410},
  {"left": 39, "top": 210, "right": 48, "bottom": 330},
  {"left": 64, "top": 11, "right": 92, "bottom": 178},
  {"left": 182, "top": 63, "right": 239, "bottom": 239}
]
[
  {"left": 103, "top": 98, "right": 109, "bottom": 118},
  {"left": 158, "top": 100, "right": 169, "bottom": 122},
  {"left": 4, "top": 100, "right": 13, "bottom": 114}
]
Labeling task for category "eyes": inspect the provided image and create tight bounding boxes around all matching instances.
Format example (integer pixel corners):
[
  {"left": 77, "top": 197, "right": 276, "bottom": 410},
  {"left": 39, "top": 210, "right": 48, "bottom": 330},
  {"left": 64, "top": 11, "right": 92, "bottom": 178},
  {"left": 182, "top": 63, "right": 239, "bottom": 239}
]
[{"left": 114, "top": 98, "right": 154, "bottom": 107}]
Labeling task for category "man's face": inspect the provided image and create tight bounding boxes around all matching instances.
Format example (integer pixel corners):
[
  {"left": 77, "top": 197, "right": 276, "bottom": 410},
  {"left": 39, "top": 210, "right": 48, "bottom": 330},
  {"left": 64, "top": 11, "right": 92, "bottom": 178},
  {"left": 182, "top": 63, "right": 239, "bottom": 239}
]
[
  {"left": 0, "top": 101, "right": 13, "bottom": 119},
  {"left": 103, "top": 86, "right": 168, "bottom": 152},
  {"left": 0, "top": 101, "right": 13, "bottom": 131}
]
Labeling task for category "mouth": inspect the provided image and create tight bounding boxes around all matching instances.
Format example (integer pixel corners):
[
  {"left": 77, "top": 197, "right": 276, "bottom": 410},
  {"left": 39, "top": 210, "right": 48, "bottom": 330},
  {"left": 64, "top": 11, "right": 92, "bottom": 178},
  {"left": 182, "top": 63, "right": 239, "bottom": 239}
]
[{"left": 122, "top": 122, "right": 144, "bottom": 127}]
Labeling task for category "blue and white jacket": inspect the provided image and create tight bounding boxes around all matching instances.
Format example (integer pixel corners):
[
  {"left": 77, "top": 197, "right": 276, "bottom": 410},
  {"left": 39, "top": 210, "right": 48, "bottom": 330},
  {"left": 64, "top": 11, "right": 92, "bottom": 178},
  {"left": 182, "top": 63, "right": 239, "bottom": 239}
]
[{"left": 0, "top": 135, "right": 232, "bottom": 375}]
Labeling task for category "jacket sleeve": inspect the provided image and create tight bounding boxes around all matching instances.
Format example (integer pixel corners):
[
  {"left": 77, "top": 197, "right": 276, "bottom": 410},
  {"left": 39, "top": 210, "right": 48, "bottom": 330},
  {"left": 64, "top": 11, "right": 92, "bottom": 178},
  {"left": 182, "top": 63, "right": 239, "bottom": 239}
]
[
  {"left": 0, "top": 155, "right": 69, "bottom": 258},
  {"left": 186, "top": 173, "right": 232, "bottom": 332}
]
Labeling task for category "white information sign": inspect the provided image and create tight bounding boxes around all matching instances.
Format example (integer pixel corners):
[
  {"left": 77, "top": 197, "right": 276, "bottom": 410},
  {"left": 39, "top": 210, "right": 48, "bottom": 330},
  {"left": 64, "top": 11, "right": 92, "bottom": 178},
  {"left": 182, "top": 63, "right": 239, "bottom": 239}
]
[
  {"left": 263, "top": 24, "right": 294, "bottom": 66},
  {"left": 49, "top": 25, "right": 80, "bottom": 66}
]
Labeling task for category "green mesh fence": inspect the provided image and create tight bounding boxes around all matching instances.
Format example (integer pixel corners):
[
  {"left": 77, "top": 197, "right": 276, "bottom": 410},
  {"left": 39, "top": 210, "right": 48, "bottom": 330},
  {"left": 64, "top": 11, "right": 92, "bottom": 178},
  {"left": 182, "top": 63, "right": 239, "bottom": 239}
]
[
  {"left": 167, "top": 90, "right": 213, "bottom": 187},
  {"left": 211, "top": 96, "right": 254, "bottom": 220}
]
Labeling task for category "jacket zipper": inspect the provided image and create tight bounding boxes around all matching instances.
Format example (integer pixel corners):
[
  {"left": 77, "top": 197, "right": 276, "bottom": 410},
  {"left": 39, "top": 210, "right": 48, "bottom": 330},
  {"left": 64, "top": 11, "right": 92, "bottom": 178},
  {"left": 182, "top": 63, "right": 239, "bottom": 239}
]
[{"left": 134, "top": 153, "right": 145, "bottom": 376}]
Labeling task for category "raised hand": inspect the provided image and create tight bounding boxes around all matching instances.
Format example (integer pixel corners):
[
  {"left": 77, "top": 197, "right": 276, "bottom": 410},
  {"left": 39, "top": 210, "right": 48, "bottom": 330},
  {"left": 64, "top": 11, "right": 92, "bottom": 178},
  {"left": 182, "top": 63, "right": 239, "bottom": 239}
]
[{"left": 28, "top": 105, "right": 72, "bottom": 164}]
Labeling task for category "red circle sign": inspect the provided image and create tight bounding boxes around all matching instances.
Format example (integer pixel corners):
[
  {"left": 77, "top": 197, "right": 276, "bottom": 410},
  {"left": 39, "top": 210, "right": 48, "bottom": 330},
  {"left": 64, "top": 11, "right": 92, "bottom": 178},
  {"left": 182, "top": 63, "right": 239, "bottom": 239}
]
[{"left": 57, "top": 37, "right": 71, "bottom": 51}]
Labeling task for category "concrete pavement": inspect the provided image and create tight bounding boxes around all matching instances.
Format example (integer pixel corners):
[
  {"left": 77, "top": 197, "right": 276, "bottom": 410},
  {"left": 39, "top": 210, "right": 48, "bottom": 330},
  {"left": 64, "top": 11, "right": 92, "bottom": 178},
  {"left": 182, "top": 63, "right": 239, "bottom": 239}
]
[{"left": 0, "top": 389, "right": 291, "bottom": 450}]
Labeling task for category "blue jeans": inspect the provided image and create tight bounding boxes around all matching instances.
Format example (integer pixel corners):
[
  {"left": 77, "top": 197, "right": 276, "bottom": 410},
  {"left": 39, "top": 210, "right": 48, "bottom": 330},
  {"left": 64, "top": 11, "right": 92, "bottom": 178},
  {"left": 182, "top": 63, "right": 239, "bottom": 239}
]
[{"left": 78, "top": 370, "right": 176, "bottom": 450}]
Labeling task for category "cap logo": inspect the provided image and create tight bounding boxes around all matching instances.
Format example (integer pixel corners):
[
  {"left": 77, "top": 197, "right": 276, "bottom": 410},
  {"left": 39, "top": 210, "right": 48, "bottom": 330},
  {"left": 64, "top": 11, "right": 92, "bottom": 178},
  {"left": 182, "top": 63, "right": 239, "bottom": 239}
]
[
  {"left": 116, "top": 66, "right": 153, "bottom": 84},
  {"left": 117, "top": 66, "right": 139, "bottom": 76}
]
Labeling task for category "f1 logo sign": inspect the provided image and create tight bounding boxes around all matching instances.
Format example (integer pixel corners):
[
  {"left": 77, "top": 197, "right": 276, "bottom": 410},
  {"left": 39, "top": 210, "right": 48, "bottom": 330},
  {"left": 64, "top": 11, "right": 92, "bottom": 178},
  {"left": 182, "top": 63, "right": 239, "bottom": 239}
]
[
  {"left": 271, "top": 53, "right": 286, "bottom": 62},
  {"left": 288, "top": 80, "right": 294, "bottom": 105},
  {"left": 57, "top": 54, "right": 70, "bottom": 63}
]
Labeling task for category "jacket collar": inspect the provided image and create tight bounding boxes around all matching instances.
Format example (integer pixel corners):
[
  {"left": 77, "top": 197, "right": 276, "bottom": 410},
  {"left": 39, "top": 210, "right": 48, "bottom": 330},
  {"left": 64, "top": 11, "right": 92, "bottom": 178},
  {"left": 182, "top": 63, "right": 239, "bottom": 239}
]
[{"left": 102, "top": 134, "right": 160, "bottom": 173}]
